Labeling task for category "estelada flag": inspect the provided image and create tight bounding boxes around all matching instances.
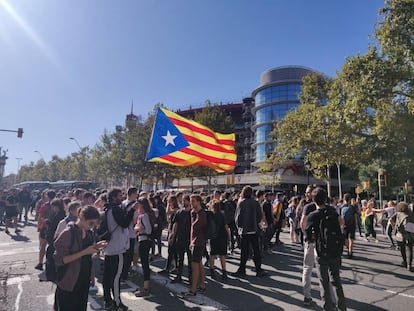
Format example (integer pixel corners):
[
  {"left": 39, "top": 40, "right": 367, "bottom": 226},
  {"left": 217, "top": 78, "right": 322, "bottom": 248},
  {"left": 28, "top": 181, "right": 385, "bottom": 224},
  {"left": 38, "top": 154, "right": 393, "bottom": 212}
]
[{"left": 146, "top": 107, "right": 236, "bottom": 172}]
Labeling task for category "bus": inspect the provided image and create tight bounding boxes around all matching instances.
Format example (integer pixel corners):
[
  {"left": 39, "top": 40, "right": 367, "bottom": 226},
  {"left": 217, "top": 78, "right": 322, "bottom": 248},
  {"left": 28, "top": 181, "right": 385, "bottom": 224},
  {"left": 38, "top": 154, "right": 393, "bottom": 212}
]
[
  {"left": 50, "top": 180, "right": 97, "bottom": 191},
  {"left": 12, "top": 181, "right": 51, "bottom": 192}
]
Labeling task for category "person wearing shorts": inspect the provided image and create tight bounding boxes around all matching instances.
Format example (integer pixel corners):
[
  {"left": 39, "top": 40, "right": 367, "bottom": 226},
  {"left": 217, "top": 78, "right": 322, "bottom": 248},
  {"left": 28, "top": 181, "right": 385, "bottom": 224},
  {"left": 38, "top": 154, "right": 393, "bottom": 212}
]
[
  {"left": 4, "top": 194, "right": 19, "bottom": 234},
  {"left": 340, "top": 193, "right": 357, "bottom": 259},
  {"left": 208, "top": 200, "right": 229, "bottom": 280},
  {"left": 181, "top": 195, "right": 207, "bottom": 297}
]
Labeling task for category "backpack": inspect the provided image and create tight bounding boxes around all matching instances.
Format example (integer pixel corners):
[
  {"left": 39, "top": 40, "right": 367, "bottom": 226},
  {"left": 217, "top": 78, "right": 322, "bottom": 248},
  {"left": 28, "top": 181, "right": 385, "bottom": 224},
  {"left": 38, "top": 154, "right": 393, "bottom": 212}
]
[
  {"left": 223, "top": 200, "right": 236, "bottom": 225},
  {"left": 272, "top": 201, "right": 283, "bottom": 222},
  {"left": 285, "top": 206, "right": 296, "bottom": 219},
  {"left": 157, "top": 204, "right": 168, "bottom": 230},
  {"left": 140, "top": 213, "right": 157, "bottom": 241},
  {"left": 315, "top": 206, "right": 344, "bottom": 258},
  {"left": 44, "top": 227, "right": 75, "bottom": 283},
  {"left": 341, "top": 204, "right": 355, "bottom": 226},
  {"left": 206, "top": 211, "right": 219, "bottom": 240},
  {"left": 96, "top": 206, "right": 116, "bottom": 242}
]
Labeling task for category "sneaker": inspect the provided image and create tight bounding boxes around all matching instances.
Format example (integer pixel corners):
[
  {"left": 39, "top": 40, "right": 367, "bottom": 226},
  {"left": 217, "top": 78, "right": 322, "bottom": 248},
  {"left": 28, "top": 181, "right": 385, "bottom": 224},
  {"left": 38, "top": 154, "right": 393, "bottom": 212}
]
[
  {"left": 38, "top": 271, "right": 47, "bottom": 282},
  {"left": 134, "top": 288, "right": 150, "bottom": 297},
  {"left": 232, "top": 270, "right": 246, "bottom": 278},
  {"left": 5, "top": 229, "right": 10, "bottom": 234},
  {"left": 181, "top": 290, "right": 196, "bottom": 297},
  {"left": 256, "top": 270, "right": 268, "bottom": 277},
  {"left": 34, "top": 263, "right": 43, "bottom": 271},
  {"left": 303, "top": 297, "right": 313, "bottom": 306},
  {"left": 158, "top": 269, "right": 169, "bottom": 275},
  {"left": 210, "top": 269, "right": 216, "bottom": 279},
  {"left": 116, "top": 303, "right": 129, "bottom": 311},
  {"left": 15, "top": 228, "right": 21, "bottom": 233},
  {"left": 221, "top": 271, "right": 228, "bottom": 280},
  {"left": 197, "top": 287, "right": 206, "bottom": 293},
  {"left": 104, "top": 300, "right": 116, "bottom": 310}
]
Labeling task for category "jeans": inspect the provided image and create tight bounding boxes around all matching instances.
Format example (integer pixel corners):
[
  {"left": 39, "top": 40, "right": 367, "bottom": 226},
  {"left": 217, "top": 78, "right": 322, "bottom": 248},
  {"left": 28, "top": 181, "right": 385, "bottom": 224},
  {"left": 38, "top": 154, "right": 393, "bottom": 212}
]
[
  {"left": 176, "top": 242, "right": 192, "bottom": 280},
  {"left": 316, "top": 256, "right": 346, "bottom": 311},
  {"left": 228, "top": 221, "right": 239, "bottom": 251},
  {"left": 139, "top": 240, "right": 152, "bottom": 281},
  {"left": 238, "top": 233, "right": 262, "bottom": 273},
  {"left": 103, "top": 254, "right": 124, "bottom": 306},
  {"left": 386, "top": 222, "right": 395, "bottom": 247},
  {"left": 302, "top": 241, "right": 316, "bottom": 299},
  {"left": 302, "top": 242, "right": 337, "bottom": 302},
  {"left": 121, "top": 238, "right": 135, "bottom": 279}
]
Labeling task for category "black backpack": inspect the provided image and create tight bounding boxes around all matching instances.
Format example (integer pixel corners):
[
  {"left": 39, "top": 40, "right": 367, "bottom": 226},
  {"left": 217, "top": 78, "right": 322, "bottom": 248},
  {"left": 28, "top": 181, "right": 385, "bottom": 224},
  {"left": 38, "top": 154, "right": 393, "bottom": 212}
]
[
  {"left": 315, "top": 206, "right": 344, "bottom": 258},
  {"left": 44, "top": 227, "right": 75, "bottom": 283},
  {"left": 223, "top": 200, "right": 236, "bottom": 225},
  {"left": 341, "top": 204, "right": 355, "bottom": 226},
  {"left": 206, "top": 211, "right": 219, "bottom": 240},
  {"left": 96, "top": 206, "right": 118, "bottom": 242}
]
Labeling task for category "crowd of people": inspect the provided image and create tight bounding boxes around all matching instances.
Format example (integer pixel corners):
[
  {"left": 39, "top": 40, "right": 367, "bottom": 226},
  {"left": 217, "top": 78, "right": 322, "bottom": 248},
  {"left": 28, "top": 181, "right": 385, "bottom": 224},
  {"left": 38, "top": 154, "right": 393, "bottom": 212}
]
[{"left": 1, "top": 184, "right": 414, "bottom": 311}]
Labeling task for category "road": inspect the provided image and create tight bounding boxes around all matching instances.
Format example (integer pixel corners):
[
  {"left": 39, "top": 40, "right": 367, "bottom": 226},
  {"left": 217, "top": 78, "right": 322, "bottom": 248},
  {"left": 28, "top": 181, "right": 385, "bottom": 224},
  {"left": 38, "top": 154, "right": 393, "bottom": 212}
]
[{"left": 1, "top": 217, "right": 414, "bottom": 311}]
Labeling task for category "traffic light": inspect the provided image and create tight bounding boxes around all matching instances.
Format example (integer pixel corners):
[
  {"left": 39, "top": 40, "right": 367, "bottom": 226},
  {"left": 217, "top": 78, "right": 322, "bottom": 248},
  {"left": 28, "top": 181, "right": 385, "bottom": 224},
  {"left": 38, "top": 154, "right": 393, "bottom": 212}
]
[
  {"left": 17, "top": 128, "right": 23, "bottom": 138},
  {"left": 362, "top": 180, "right": 370, "bottom": 190}
]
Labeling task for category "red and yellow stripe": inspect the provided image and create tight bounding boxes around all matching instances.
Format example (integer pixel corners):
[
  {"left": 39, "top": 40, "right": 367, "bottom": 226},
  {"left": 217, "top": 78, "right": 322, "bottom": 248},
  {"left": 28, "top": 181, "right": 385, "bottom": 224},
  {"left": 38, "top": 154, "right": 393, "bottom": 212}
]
[{"left": 150, "top": 108, "right": 236, "bottom": 172}]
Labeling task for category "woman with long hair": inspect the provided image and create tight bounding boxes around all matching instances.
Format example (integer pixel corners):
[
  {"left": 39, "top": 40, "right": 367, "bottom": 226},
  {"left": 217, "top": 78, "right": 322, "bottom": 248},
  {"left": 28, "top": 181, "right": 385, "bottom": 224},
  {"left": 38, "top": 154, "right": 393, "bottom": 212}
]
[
  {"left": 134, "top": 198, "right": 156, "bottom": 297},
  {"left": 295, "top": 198, "right": 306, "bottom": 247},
  {"left": 160, "top": 195, "right": 179, "bottom": 275},
  {"left": 46, "top": 198, "right": 66, "bottom": 245},
  {"left": 287, "top": 196, "right": 299, "bottom": 243},
  {"left": 54, "top": 205, "right": 107, "bottom": 311},
  {"left": 364, "top": 200, "right": 378, "bottom": 242},
  {"left": 208, "top": 200, "right": 230, "bottom": 280}
]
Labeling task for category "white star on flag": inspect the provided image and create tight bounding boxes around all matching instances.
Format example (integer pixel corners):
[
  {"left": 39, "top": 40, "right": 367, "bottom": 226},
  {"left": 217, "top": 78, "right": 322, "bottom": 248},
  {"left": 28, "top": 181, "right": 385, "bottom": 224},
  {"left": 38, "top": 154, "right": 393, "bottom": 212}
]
[{"left": 162, "top": 130, "right": 177, "bottom": 147}]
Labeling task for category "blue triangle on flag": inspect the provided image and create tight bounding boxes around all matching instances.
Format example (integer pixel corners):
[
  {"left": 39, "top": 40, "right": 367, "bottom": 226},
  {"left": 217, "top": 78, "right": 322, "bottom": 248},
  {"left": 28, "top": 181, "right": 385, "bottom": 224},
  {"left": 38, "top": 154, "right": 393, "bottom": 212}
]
[{"left": 146, "top": 108, "right": 189, "bottom": 160}]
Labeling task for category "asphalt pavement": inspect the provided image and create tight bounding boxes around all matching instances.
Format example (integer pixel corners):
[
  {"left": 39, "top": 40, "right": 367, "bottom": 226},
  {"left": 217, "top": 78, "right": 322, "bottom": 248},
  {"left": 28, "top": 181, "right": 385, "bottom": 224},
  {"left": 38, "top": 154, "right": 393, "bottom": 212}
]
[{"left": 1, "top": 217, "right": 414, "bottom": 311}]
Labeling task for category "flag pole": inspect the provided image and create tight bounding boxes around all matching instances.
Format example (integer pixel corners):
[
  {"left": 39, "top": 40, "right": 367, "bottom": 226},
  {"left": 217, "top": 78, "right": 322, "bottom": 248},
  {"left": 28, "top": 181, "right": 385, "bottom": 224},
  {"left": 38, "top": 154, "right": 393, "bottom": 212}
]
[{"left": 145, "top": 106, "right": 161, "bottom": 162}]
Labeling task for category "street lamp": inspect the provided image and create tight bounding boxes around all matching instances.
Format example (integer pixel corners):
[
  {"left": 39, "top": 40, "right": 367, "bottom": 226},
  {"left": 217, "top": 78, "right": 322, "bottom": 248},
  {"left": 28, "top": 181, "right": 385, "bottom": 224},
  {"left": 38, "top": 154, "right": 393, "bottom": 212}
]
[
  {"left": 34, "top": 150, "right": 44, "bottom": 159},
  {"left": 304, "top": 159, "right": 311, "bottom": 186},
  {"left": 378, "top": 168, "right": 385, "bottom": 208},
  {"left": 16, "top": 157, "right": 23, "bottom": 171},
  {"left": 69, "top": 137, "right": 82, "bottom": 150},
  {"left": 69, "top": 137, "right": 85, "bottom": 180}
]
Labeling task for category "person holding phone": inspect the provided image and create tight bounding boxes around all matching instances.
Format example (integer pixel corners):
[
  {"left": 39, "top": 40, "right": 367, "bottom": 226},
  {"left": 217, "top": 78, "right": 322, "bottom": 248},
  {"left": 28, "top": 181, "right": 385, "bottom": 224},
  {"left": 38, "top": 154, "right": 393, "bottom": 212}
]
[{"left": 53, "top": 205, "right": 107, "bottom": 311}]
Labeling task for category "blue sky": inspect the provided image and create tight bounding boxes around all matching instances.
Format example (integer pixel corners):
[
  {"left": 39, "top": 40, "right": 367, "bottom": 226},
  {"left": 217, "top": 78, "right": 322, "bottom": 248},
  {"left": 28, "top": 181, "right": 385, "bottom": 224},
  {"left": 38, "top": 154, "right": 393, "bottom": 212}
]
[{"left": 0, "top": 0, "right": 384, "bottom": 176}]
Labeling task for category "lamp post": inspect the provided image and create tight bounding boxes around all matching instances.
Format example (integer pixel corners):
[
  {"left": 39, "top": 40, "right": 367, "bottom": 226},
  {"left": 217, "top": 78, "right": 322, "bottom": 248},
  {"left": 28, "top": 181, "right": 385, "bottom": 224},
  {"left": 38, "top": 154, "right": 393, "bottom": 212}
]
[
  {"left": 336, "top": 161, "right": 342, "bottom": 200},
  {"left": 34, "top": 150, "right": 44, "bottom": 159},
  {"left": 69, "top": 137, "right": 85, "bottom": 180},
  {"left": 378, "top": 168, "right": 385, "bottom": 208},
  {"left": 69, "top": 137, "right": 82, "bottom": 150},
  {"left": 304, "top": 159, "right": 311, "bottom": 186},
  {"left": 16, "top": 157, "right": 23, "bottom": 171}
]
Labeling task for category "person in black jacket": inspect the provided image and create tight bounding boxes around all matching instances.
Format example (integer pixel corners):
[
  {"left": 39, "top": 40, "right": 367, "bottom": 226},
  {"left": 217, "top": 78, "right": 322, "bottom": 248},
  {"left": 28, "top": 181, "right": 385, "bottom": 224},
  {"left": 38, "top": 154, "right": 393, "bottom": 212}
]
[{"left": 234, "top": 186, "right": 267, "bottom": 277}]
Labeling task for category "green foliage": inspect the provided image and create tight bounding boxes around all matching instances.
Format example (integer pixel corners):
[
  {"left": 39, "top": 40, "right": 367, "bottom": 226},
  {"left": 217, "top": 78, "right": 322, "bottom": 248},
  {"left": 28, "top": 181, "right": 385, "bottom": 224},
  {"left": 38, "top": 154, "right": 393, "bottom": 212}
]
[{"left": 265, "top": 0, "right": 414, "bottom": 196}]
